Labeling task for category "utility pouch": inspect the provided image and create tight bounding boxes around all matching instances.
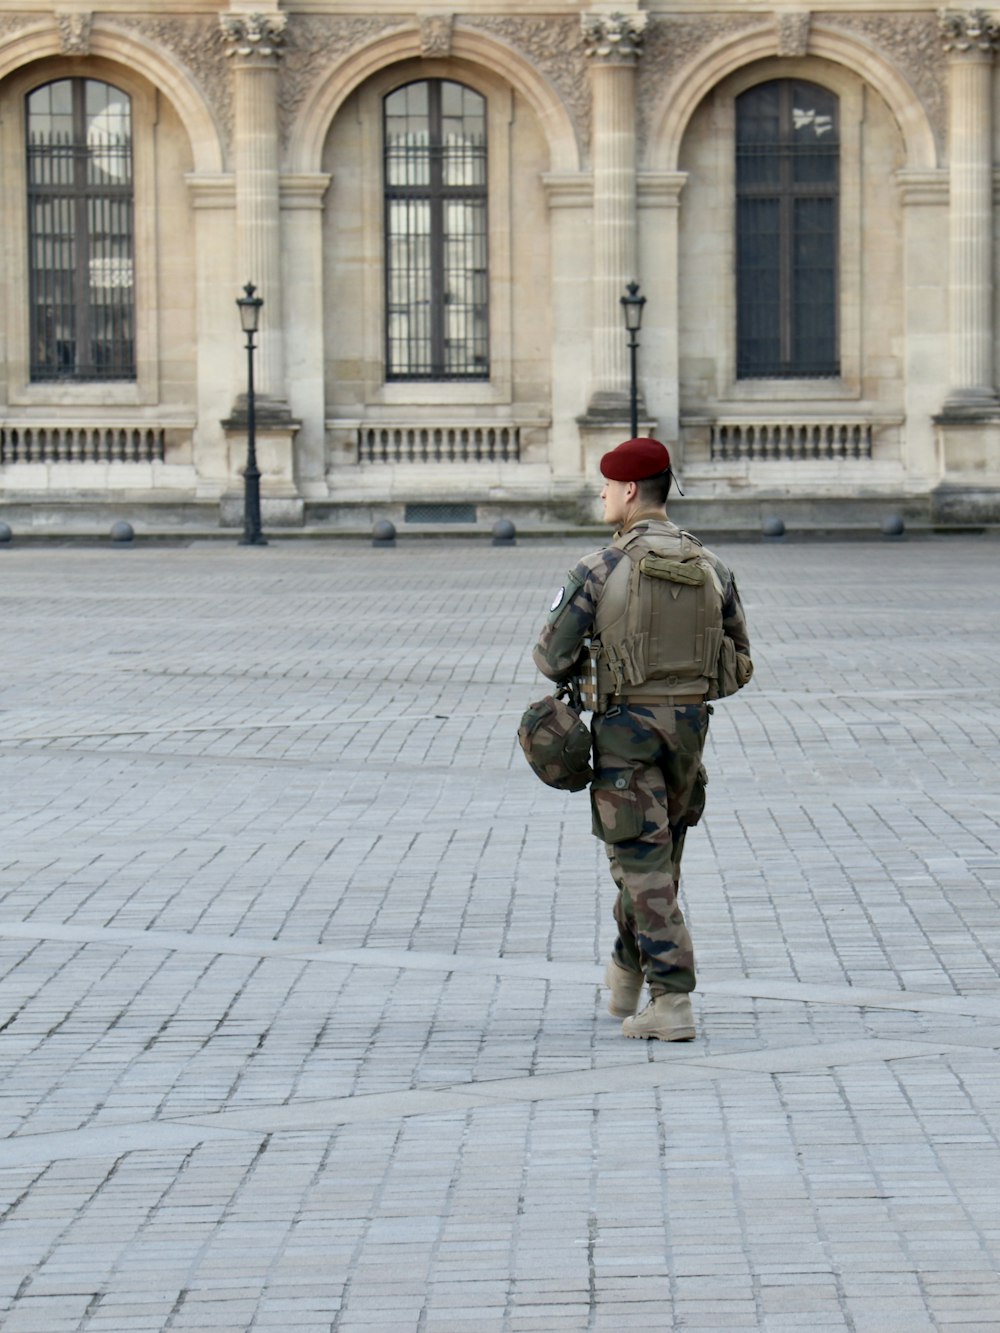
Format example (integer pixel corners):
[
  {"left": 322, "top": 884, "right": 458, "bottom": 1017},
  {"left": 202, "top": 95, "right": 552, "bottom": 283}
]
[
  {"left": 639, "top": 554, "right": 707, "bottom": 586},
  {"left": 710, "top": 638, "right": 754, "bottom": 700}
]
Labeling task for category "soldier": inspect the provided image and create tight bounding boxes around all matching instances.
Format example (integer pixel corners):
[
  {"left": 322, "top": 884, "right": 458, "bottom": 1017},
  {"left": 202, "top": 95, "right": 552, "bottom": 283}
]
[{"left": 532, "top": 437, "right": 752, "bottom": 1040}]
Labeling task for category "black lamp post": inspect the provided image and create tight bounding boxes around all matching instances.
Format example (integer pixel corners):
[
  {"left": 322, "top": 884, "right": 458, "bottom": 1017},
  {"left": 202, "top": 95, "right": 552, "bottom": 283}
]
[
  {"left": 620, "top": 280, "right": 646, "bottom": 439},
  {"left": 236, "top": 282, "right": 267, "bottom": 547}
]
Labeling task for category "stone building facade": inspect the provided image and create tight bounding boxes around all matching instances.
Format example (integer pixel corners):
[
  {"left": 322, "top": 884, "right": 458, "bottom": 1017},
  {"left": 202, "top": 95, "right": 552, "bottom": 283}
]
[{"left": 1, "top": 1, "right": 998, "bottom": 530}]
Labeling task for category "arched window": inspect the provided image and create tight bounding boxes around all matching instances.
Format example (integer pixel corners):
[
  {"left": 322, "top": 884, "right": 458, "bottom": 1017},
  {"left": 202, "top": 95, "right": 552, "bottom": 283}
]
[
  {"left": 383, "top": 79, "right": 488, "bottom": 380},
  {"left": 26, "top": 78, "right": 135, "bottom": 381},
  {"left": 736, "top": 80, "right": 838, "bottom": 379}
]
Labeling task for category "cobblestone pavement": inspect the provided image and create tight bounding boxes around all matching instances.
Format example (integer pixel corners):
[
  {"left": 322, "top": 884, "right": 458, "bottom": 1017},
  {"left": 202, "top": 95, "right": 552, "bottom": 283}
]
[{"left": 0, "top": 534, "right": 999, "bottom": 1332}]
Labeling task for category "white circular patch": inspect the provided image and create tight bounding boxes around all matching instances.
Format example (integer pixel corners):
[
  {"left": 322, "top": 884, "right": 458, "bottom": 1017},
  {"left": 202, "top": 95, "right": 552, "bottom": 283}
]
[{"left": 550, "top": 586, "right": 565, "bottom": 612}]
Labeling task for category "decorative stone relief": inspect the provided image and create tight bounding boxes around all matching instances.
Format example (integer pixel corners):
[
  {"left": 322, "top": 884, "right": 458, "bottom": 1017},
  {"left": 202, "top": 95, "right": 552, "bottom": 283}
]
[
  {"left": 637, "top": 14, "right": 760, "bottom": 155},
  {"left": 0, "top": 15, "right": 38, "bottom": 43},
  {"left": 581, "top": 11, "right": 647, "bottom": 63},
  {"left": 56, "top": 11, "right": 93, "bottom": 56},
  {"left": 463, "top": 15, "right": 592, "bottom": 158},
  {"left": 280, "top": 16, "right": 408, "bottom": 145},
  {"left": 419, "top": 13, "right": 453, "bottom": 58},
  {"left": 822, "top": 13, "right": 946, "bottom": 153},
  {"left": 220, "top": 13, "right": 287, "bottom": 60},
  {"left": 938, "top": 8, "right": 1000, "bottom": 55},
  {"left": 112, "top": 17, "right": 232, "bottom": 151},
  {"left": 776, "top": 11, "right": 811, "bottom": 58}
]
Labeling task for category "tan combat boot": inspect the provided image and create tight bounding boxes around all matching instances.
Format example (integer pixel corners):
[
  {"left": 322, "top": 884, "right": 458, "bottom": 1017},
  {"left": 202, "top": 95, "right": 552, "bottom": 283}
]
[
  {"left": 604, "top": 958, "right": 644, "bottom": 1017},
  {"left": 622, "top": 993, "right": 696, "bottom": 1041}
]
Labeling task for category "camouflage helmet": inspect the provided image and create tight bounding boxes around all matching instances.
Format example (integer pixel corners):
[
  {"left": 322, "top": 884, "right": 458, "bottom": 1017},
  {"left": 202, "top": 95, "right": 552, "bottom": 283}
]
[{"left": 518, "top": 694, "right": 593, "bottom": 792}]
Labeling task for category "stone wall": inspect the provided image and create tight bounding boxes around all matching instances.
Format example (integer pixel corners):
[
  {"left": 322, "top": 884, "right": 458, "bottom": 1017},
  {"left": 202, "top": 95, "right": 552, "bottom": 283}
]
[{"left": 0, "top": 4, "right": 997, "bottom": 524}]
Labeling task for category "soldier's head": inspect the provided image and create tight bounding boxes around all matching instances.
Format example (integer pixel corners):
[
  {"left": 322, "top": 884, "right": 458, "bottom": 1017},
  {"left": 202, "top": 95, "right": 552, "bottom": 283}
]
[{"left": 599, "top": 437, "right": 672, "bottom": 526}]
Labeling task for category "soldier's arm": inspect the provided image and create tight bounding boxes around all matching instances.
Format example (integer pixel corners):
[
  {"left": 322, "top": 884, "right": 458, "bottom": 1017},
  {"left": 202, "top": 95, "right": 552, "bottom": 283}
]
[
  {"left": 721, "top": 570, "right": 751, "bottom": 657},
  {"left": 715, "top": 561, "right": 753, "bottom": 695},
  {"left": 532, "top": 556, "right": 608, "bottom": 683},
  {"left": 704, "top": 552, "right": 751, "bottom": 657}
]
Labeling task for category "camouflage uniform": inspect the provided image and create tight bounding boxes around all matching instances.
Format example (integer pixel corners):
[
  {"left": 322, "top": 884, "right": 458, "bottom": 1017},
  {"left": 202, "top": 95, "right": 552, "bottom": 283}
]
[{"left": 533, "top": 516, "right": 751, "bottom": 996}]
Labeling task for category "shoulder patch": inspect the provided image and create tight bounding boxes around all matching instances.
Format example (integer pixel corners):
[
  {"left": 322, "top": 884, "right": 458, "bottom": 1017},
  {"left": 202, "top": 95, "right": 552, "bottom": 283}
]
[{"left": 547, "top": 568, "right": 585, "bottom": 624}]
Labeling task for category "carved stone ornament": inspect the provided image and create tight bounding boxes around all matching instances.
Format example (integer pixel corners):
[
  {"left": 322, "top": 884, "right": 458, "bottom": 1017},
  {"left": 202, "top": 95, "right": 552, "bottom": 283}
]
[
  {"left": 582, "top": 11, "right": 647, "bottom": 63},
  {"left": 939, "top": 8, "right": 1000, "bottom": 54},
  {"left": 220, "top": 13, "right": 287, "bottom": 59},
  {"left": 56, "top": 11, "right": 93, "bottom": 56},
  {"left": 637, "top": 14, "right": 760, "bottom": 154},
  {"left": 776, "top": 11, "right": 811, "bottom": 58},
  {"left": 797, "top": 13, "right": 947, "bottom": 157},
  {"left": 0, "top": 15, "right": 35, "bottom": 43},
  {"left": 114, "top": 16, "right": 232, "bottom": 149},
  {"left": 463, "top": 16, "right": 592, "bottom": 156},
  {"left": 280, "top": 16, "right": 409, "bottom": 145},
  {"left": 420, "top": 13, "right": 453, "bottom": 58}
]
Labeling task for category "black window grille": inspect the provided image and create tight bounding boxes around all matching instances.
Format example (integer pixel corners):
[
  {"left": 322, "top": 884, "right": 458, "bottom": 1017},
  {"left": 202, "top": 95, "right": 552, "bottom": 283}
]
[
  {"left": 384, "top": 80, "right": 488, "bottom": 380},
  {"left": 26, "top": 78, "right": 136, "bottom": 381},
  {"left": 736, "top": 80, "right": 839, "bottom": 379}
]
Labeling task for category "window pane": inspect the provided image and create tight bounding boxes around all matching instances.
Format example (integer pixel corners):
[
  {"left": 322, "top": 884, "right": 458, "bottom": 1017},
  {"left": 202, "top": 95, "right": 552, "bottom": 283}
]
[
  {"left": 736, "top": 198, "right": 781, "bottom": 375},
  {"left": 736, "top": 80, "right": 838, "bottom": 378},
  {"left": 27, "top": 80, "right": 73, "bottom": 145},
  {"left": 444, "top": 199, "right": 488, "bottom": 373},
  {"left": 384, "top": 80, "right": 488, "bottom": 380},
  {"left": 793, "top": 198, "right": 837, "bottom": 371},
  {"left": 26, "top": 78, "right": 136, "bottom": 381},
  {"left": 385, "top": 83, "right": 430, "bottom": 187},
  {"left": 386, "top": 199, "right": 432, "bottom": 375}
]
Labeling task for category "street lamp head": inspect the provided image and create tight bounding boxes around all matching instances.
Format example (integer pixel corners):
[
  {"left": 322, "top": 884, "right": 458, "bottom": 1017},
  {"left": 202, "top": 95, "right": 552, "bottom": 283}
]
[
  {"left": 620, "top": 280, "right": 646, "bottom": 334},
  {"left": 236, "top": 282, "right": 263, "bottom": 335}
]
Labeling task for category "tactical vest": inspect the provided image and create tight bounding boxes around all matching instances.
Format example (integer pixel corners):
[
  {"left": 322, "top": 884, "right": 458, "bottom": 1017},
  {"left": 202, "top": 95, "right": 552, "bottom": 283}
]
[{"left": 582, "top": 523, "right": 725, "bottom": 711}]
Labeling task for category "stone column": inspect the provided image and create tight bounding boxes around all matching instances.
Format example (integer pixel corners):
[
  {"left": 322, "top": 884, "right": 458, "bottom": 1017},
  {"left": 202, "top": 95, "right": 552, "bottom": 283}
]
[
  {"left": 220, "top": 12, "right": 287, "bottom": 405},
  {"left": 581, "top": 11, "right": 645, "bottom": 420},
  {"left": 939, "top": 9, "right": 999, "bottom": 411}
]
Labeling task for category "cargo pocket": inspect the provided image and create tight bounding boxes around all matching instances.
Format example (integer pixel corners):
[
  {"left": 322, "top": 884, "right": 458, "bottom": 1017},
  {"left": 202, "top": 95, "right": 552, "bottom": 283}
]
[{"left": 590, "top": 771, "right": 644, "bottom": 844}]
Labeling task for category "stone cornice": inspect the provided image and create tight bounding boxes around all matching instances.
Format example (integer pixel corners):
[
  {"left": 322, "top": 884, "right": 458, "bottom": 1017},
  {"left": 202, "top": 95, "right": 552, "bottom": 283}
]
[
  {"left": 894, "top": 168, "right": 948, "bottom": 204},
  {"left": 541, "top": 171, "right": 592, "bottom": 208},
  {"left": 637, "top": 171, "right": 688, "bottom": 207},
  {"left": 279, "top": 173, "right": 332, "bottom": 209},
  {"left": 184, "top": 173, "right": 236, "bottom": 208}
]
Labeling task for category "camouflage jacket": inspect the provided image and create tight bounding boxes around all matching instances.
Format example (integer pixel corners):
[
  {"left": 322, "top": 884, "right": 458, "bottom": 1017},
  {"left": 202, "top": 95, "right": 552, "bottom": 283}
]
[{"left": 532, "top": 516, "right": 751, "bottom": 690}]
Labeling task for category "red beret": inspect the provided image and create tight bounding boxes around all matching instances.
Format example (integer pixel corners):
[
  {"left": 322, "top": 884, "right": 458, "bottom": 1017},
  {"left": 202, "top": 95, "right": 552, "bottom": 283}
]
[{"left": 600, "top": 437, "right": 671, "bottom": 482}]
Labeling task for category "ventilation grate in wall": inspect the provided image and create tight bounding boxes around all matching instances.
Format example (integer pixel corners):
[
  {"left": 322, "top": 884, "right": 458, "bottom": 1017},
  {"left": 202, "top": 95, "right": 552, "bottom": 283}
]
[{"left": 404, "top": 503, "right": 478, "bottom": 524}]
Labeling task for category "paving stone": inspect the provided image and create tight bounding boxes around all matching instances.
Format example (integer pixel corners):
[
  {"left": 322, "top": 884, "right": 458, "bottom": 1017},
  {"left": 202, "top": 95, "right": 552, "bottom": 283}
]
[{"left": 0, "top": 539, "right": 998, "bottom": 1329}]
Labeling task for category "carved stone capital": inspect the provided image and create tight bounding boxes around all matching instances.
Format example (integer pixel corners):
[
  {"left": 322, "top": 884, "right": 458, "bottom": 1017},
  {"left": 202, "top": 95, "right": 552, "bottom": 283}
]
[
  {"left": 419, "top": 13, "right": 453, "bottom": 58},
  {"left": 582, "top": 11, "right": 647, "bottom": 63},
  {"left": 939, "top": 8, "right": 1000, "bottom": 57},
  {"left": 56, "top": 11, "right": 92, "bottom": 56},
  {"left": 776, "top": 11, "right": 811, "bottom": 58},
  {"left": 220, "top": 12, "right": 287, "bottom": 59}
]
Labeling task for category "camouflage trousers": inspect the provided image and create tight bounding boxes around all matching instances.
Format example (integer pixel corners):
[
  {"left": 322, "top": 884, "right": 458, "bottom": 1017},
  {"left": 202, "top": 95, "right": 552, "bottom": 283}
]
[{"left": 590, "top": 703, "right": 710, "bottom": 996}]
